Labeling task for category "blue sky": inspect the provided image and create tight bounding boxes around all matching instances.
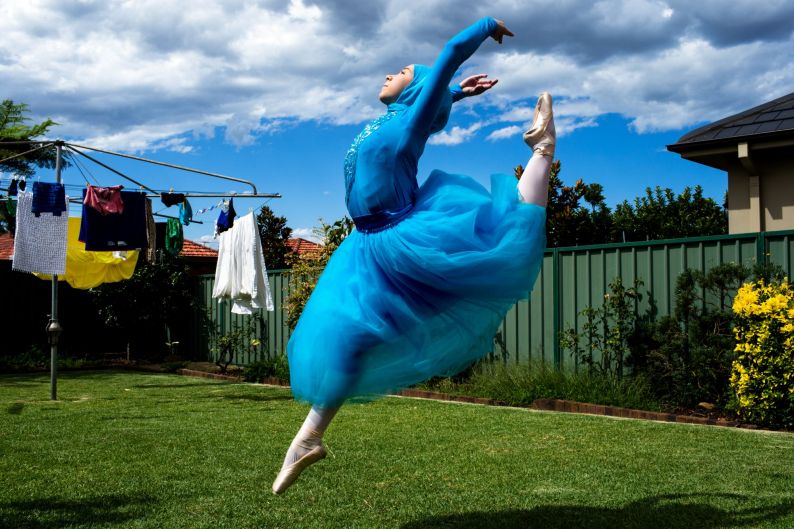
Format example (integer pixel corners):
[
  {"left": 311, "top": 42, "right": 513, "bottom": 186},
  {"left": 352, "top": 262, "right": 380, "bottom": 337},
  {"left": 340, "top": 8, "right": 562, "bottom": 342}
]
[{"left": 3, "top": 0, "right": 791, "bottom": 245}]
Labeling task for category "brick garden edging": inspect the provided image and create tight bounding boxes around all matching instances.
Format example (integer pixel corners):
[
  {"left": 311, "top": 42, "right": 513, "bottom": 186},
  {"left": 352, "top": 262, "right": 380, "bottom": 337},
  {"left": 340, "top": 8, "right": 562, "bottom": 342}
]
[
  {"left": 529, "top": 399, "right": 750, "bottom": 428},
  {"left": 175, "top": 368, "right": 290, "bottom": 387},
  {"left": 176, "top": 368, "right": 242, "bottom": 382},
  {"left": 174, "top": 369, "right": 774, "bottom": 431}
]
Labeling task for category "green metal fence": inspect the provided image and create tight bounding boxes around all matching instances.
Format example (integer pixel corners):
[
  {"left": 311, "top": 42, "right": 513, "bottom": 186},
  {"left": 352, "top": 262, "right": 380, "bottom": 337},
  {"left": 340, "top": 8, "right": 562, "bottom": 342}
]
[{"left": 195, "top": 229, "right": 794, "bottom": 367}]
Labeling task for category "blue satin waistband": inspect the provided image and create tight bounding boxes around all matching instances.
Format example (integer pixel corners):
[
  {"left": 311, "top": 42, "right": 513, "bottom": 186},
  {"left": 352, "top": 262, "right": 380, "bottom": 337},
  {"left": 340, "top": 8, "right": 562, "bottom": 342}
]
[{"left": 352, "top": 203, "right": 415, "bottom": 233}]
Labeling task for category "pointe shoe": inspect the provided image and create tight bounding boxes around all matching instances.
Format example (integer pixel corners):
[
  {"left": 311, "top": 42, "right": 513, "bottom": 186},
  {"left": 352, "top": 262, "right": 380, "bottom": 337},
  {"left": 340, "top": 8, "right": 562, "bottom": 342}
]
[
  {"left": 523, "top": 92, "right": 555, "bottom": 157},
  {"left": 272, "top": 444, "right": 327, "bottom": 494}
]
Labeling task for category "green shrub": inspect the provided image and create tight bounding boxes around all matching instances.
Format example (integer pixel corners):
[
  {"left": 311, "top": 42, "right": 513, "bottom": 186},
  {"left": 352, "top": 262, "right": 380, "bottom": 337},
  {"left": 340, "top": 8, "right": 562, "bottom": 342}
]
[
  {"left": 242, "top": 354, "right": 290, "bottom": 383},
  {"left": 628, "top": 263, "right": 786, "bottom": 411},
  {"left": 731, "top": 280, "right": 794, "bottom": 429},
  {"left": 420, "top": 361, "right": 660, "bottom": 411}
]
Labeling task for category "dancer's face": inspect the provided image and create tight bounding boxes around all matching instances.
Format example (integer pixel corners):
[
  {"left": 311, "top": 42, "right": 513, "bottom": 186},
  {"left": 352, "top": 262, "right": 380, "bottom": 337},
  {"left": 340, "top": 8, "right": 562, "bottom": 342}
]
[{"left": 379, "top": 65, "right": 414, "bottom": 104}]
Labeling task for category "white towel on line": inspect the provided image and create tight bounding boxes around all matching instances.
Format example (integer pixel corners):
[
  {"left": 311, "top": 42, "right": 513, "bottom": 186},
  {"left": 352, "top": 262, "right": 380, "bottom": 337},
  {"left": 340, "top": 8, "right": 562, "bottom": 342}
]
[
  {"left": 12, "top": 191, "right": 68, "bottom": 275},
  {"left": 212, "top": 212, "right": 274, "bottom": 315}
]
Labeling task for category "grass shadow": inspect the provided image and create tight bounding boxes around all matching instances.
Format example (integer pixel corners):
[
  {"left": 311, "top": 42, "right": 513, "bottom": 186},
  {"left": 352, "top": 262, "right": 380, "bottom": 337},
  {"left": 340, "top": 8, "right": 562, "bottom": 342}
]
[
  {"left": 130, "top": 382, "right": 230, "bottom": 389},
  {"left": 400, "top": 494, "right": 794, "bottom": 529},
  {"left": 214, "top": 394, "right": 293, "bottom": 402},
  {"left": 6, "top": 402, "right": 24, "bottom": 414},
  {"left": 0, "top": 493, "right": 155, "bottom": 529}
]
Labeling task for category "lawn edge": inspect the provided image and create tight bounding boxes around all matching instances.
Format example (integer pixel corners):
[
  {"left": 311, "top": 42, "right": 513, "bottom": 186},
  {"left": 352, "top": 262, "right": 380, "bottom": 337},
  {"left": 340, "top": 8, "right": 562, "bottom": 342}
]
[{"left": 171, "top": 368, "right": 791, "bottom": 434}]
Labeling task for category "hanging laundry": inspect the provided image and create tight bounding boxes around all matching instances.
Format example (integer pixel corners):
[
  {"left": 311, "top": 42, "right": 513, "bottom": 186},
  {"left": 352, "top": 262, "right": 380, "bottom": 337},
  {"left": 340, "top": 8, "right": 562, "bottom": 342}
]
[
  {"left": 31, "top": 181, "right": 67, "bottom": 217},
  {"left": 144, "top": 198, "right": 157, "bottom": 262},
  {"left": 79, "top": 189, "right": 148, "bottom": 251},
  {"left": 18, "top": 178, "right": 26, "bottom": 192},
  {"left": 12, "top": 191, "right": 68, "bottom": 275},
  {"left": 84, "top": 184, "right": 124, "bottom": 215},
  {"left": 5, "top": 196, "right": 16, "bottom": 217},
  {"left": 34, "top": 217, "right": 139, "bottom": 289},
  {"left": 179, "top": 199, "right": 193, "bottom": 226},
  {"left": 214, "top": 198, "right": 236, "bottom": 236},
  {"left": 212, "top": 212, "right": 274, "bottom": 315},
  {"left": 165, "top": 218, "right": 183, "bottom": 256},
  {"left": 160, "top": 192, "right": 185, "bottom": 207},
  {"left": 8, "top": 178, "right": 18, "bottom": 197}
]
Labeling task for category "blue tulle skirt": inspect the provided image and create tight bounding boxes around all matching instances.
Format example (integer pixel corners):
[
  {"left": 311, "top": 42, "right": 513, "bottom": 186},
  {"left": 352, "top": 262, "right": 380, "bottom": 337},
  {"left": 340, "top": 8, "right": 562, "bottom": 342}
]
[{"left": 287, "top": 170, "right": 546, "bottom": 407}]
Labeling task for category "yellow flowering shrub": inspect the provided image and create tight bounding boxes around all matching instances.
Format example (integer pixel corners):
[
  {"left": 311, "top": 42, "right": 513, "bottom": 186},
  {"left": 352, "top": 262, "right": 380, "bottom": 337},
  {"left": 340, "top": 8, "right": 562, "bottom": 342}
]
[{"left": 731, "top": 280, "right": 794, "bottom": 428}]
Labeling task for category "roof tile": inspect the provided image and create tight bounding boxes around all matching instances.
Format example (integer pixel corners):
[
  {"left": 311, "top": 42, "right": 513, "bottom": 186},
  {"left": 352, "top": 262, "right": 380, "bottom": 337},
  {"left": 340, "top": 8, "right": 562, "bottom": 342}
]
[
  {"left": 0, "top": 233, "right": 13, "bottom": 260},
  {"left": 670, "top": 91, "right": 794, "bottom": 149}
]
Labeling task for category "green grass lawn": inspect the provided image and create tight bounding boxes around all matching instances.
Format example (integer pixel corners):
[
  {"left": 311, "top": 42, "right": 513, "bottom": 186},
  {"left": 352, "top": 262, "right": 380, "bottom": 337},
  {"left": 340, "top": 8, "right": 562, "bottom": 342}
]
[{"left": 1, "top": 371, "right": 793, "bottom": 529}]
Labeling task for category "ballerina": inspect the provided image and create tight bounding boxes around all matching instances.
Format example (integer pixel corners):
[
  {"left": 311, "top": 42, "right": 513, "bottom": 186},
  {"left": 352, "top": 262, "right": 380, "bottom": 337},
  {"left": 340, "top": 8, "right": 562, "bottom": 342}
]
[{"left": 273, "top": 16, "right": 555, "bottom": 494}]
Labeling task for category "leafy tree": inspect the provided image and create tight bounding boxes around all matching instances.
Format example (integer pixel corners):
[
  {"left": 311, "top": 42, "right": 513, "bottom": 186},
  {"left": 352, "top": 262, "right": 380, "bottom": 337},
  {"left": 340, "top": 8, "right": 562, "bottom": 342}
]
[
  {"left": 285, "top": 216, "right": 353, "bottom": 329},
  {"left": 0, "top": 100, "right": 59, "bottom": 178},
  {"left": 611, "top": 185, "right": 727, "bottom": 242},
  {"left": 256, "top": 205, "right": 293, "bottom": 270},
  {"left": 90, "top": 254, "right": 198, "bottom": 359},
  {"left": 1, "top": 100, "right": 61, "bottom": 234}
]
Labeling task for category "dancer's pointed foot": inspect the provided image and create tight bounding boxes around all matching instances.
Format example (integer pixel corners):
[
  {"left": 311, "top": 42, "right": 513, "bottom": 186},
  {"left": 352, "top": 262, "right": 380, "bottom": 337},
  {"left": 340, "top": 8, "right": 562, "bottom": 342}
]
[
  {"left": 523, "top": 92, "right": 555, "bottom": 157},
  {"left": 272, "top": 444, "right": 327, "bottom": 494}
]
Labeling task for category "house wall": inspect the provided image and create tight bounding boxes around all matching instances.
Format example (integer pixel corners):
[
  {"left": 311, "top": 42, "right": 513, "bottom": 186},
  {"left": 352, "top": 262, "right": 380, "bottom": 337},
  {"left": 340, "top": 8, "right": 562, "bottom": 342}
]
[
  {"left": 761, "top": 153, "right": 794, "bottom": 232},
  {"left": 727, "top": 151, "right": 794, "bottom": 234}
]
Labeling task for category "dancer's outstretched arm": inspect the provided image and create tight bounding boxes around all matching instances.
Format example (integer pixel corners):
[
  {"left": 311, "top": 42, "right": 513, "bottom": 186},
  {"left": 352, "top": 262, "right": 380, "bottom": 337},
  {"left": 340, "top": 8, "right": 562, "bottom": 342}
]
[
  {"left": 450, "top": 74, "right": 499, "bottom": 102},
  {"left": 409, "top": 17, "right": 511, "bottom": 133}
]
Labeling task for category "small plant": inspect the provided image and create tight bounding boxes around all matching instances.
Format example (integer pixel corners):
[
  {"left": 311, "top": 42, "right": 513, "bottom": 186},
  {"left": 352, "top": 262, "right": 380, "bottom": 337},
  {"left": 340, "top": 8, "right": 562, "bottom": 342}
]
[
  {"left": 560, "top": 277, "right": 643, "bottom": 376},
  {"left": 242, "top": 354, "right": 290, "bottom": 383},
  {"left": 731, "top": 279, "right": 794, "bottom": 429},
  {"left": 212, "top": 319, "right": 262, "bottom": 374}
]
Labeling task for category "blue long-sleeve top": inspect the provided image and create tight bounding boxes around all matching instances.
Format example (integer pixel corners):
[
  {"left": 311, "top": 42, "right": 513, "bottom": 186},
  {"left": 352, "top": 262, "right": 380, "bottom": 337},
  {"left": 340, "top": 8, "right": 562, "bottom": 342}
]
[{"left": 344, "top": 17, "right": 498, "bottom": 231}]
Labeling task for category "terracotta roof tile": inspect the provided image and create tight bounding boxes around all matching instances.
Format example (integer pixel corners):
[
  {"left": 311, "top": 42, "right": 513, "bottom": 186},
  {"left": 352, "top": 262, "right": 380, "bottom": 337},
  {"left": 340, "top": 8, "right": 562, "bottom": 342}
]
[
  {"left": 0, "top": 233, "right": 13, "bottom": 260},
  {"left": 287, "top": 237, "right": 322, "bottom": 255},
  {"left": 180, "top": 239, "right": 218, "bottom": 259}
]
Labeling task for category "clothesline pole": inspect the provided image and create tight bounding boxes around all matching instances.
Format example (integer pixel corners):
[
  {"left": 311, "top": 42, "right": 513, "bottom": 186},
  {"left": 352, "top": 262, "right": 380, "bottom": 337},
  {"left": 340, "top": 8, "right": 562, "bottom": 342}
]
[{"left": 49, "top": 142, "right": 64, "bottom": 400}]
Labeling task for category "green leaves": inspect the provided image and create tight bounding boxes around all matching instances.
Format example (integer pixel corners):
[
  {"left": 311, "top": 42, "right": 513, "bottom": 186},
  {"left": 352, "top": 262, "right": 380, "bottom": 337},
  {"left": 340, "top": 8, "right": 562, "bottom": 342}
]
[
  {"left": 255, "top": 205, "right": 293, "bottom": 270},
  {"left": 0, "top": 100, "right": 59, "bottom": 178}
]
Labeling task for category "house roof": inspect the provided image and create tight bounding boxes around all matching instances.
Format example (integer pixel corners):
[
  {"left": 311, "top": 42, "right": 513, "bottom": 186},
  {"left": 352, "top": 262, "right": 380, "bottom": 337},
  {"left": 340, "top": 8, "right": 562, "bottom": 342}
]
[
  {"left": 668, "top": 91, "right": 794, "bottom": 153},
  {"left": 287, "top": 237, "right": 322, "bottom": 255},
  {"left": 180, "top": 239, "right": 218, "bottom": 259}
]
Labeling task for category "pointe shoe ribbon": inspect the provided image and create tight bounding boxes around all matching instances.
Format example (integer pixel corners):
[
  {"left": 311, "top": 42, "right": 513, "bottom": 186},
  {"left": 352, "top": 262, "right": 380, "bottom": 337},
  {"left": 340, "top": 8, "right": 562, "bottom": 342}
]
[
  {"left": 523, "top": 92, "right": 556, "bottom": 157},
  {"left": 272, "top": 444, "right": 327, "bottom": 494}
]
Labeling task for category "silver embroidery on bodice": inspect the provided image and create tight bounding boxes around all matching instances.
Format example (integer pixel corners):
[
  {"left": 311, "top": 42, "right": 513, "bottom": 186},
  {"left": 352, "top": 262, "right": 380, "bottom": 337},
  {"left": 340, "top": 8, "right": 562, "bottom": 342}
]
[{"left": 344, "top": 111, "right": 399, "bottom": 203}]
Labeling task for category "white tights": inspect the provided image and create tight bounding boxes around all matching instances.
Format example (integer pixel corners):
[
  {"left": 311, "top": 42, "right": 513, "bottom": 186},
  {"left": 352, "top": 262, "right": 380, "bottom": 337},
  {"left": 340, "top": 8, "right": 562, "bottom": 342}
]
[
  {"left": 281, "top": 406, "right": 338, "bottom": 467},
  {"left": 517, "top": 151, "right": 553, "bottom": 207}
]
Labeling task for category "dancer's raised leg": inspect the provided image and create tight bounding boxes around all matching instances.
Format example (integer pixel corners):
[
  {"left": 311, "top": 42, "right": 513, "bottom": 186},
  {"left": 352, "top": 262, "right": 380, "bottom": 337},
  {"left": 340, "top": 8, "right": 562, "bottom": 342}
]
[
  {"left": 518, "top": 92, "right": 555, "bottom": 207},
  {"left": 272, "top": 405, "right": 339, "bottom": 494}
]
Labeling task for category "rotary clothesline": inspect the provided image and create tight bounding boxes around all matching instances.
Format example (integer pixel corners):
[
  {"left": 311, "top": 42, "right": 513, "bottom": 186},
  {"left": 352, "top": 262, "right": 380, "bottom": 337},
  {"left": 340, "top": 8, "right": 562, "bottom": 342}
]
[{"left": 0, "top": 139, "right": 281, "bottom": 400}]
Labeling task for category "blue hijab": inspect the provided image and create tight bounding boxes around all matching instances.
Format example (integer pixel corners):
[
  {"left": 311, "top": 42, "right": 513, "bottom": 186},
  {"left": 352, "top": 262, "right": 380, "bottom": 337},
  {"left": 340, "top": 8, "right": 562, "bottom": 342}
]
[{"left": 386, "top": 64, "right": 452, "bottom": 134}]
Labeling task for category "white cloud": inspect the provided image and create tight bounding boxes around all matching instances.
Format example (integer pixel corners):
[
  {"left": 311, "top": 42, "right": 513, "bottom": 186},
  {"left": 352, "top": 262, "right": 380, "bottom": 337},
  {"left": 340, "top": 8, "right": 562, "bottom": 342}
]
[
  {"left": 428, "top": 122, "right": 483, "bottom": 146},
  {"left": 292, "top": 227, "right": 323, "bottom": 243},
  {"left": 2, "top": 0, "right": 793, "bottom": 151},
  {"left": 487, "top": 125, "right": 521, "bottom": 142}
]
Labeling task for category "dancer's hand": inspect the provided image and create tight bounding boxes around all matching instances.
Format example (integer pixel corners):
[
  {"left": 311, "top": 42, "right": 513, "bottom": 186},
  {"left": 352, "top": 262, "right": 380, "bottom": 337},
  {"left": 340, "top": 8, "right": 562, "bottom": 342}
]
[
  {"left": 460, "top": 74, "right": 498, "bottom": 97},
  {"left": 491, "top": 19, "right": 514, "bottom": 44}
]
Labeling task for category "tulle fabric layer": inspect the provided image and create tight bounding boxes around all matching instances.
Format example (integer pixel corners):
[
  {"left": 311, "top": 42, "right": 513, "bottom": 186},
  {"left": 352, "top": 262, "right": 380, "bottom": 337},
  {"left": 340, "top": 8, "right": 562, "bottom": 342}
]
[{"left": 287, "top": 170, "right": 546, "bottom": 407}]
